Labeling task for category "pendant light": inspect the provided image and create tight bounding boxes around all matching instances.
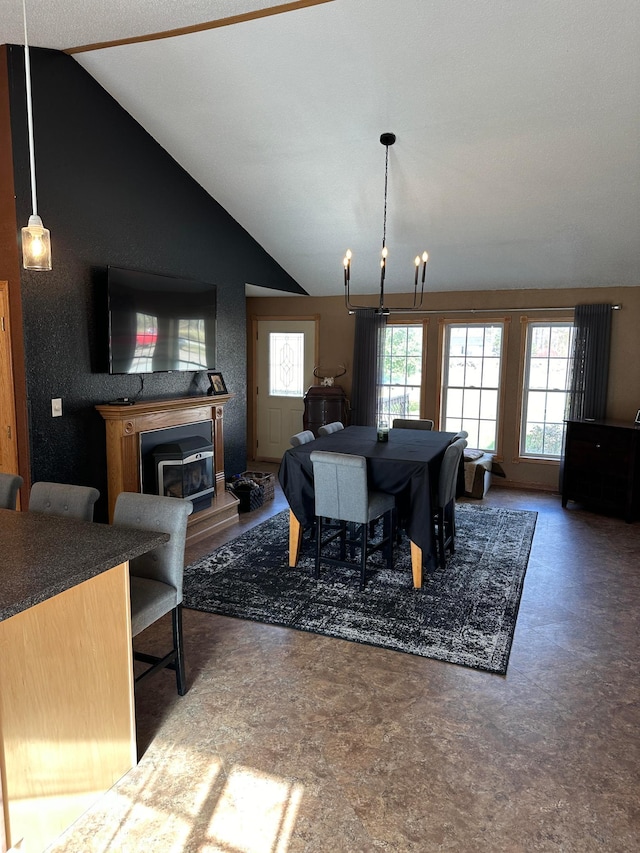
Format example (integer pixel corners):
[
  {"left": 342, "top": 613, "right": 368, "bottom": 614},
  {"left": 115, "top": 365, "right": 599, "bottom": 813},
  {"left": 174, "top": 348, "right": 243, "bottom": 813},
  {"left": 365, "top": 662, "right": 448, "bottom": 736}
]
[
  {"left": 20, "top": 0, "right": 51, "bottom": 270},
  {"left": 343, "top": 133, "right": 427, "bottom": 314}
]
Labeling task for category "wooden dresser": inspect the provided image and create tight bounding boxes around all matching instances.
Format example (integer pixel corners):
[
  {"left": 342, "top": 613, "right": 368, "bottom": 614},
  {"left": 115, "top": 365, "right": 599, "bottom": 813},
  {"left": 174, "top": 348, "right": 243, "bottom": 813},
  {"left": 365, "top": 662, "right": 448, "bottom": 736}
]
[
  {"left": 561, "top": 419, "right": 640, "bottom": 522},
  {"left": 303, "top": 385, "right": 349, "bottom": 436}
]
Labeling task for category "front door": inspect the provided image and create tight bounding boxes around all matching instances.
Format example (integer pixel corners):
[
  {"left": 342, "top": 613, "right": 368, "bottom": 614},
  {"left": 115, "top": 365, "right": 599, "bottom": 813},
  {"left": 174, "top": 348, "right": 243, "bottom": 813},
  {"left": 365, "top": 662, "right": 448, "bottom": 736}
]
[{"left": 255, "top": 319, "right": 317, "bottom": 461}]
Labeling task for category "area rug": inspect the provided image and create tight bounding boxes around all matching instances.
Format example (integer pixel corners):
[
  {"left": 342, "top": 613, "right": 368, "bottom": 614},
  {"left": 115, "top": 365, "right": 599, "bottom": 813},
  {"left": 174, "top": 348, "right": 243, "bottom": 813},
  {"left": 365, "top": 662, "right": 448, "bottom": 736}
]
[{"left": 183, "top": 504, "right": 537, "bottom": 674}]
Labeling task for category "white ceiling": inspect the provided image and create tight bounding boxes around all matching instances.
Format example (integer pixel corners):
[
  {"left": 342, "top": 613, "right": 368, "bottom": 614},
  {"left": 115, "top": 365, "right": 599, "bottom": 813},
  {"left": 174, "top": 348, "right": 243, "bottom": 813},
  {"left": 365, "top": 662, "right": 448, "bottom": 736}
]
[{"left": 2, "top": 0, "right": 639, "bottom": 297}]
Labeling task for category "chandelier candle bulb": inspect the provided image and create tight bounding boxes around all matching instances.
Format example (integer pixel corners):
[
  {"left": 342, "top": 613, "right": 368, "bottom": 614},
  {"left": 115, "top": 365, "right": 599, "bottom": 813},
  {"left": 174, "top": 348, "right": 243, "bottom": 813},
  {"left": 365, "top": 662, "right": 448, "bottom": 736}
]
[
  {"left": 343, "top": 251, "right": 351, "bottom": 285},
  {"left": 422, "top": 251, "right": 429, "bottom": 284}
]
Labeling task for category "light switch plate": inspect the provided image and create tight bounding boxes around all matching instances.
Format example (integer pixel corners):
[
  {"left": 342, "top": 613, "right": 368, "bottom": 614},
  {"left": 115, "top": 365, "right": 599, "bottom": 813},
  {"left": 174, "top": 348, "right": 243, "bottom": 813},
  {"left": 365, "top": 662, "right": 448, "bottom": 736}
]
[{"left": 52, "top": 398, "right": 62, "bottom": 417}]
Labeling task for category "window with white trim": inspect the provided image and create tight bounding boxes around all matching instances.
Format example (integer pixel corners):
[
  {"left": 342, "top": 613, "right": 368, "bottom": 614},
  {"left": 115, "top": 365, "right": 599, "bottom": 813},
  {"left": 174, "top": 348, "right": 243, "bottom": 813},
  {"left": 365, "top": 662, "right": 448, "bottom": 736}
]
[
  {"left": 441, "top": 323, "right": 504, "bottom": 451},
  {"left": 520, "top": 322, "right": 574, "bottom": 458},
  {"left": 377, "top": 324, "right": 424, "bottom": 423}
]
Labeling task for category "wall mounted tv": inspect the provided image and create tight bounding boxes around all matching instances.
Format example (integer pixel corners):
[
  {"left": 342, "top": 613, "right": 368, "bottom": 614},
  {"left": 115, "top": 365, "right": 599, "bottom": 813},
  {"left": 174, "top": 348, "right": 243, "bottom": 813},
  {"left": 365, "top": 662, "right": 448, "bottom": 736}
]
[{"left": 107, "top": 266, "right": 217, "bottom": 374}]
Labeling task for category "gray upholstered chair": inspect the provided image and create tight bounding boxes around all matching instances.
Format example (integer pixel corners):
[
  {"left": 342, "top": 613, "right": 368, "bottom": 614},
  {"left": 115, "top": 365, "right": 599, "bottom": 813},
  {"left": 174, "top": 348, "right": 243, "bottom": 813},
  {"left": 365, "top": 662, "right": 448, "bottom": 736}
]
[
  {"left": 290, "top": 430, "right": 316, "bottom": 447},
  {"left": 392, "top": 418, "right": 434, "bottom": 430},
  {"left": 29, "top": 481, "right": 100, "bottom": 521},
  {"left": 113, "top": 492, "right": 193, "bottom": 695},
  {"left": 310, "top": 450, "right": 395, "bottom": 589},
  {"left": 452, "top": 430, "right": 469, "bottom": 441},
  {"left": 433, "top": 438, "right": 467, "bottom": 569},
  {"left": 318, "top": 421, "right": 344, "bottom": 437},
  {"left": 0, "top": 473, "right": 23, "bottom": 510}
]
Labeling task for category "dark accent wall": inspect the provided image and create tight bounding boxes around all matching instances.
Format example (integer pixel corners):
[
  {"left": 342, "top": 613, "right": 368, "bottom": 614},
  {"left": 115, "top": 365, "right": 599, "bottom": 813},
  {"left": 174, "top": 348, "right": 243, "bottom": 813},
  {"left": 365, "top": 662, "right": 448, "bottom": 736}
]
[{"left": 6, "top": 46, "right": 304, "bottom": 520}]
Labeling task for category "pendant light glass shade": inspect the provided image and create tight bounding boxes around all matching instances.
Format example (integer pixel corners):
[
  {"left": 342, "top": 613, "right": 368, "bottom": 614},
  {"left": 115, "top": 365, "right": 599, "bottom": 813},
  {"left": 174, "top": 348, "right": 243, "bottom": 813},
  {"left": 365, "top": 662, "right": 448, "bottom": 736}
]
[{"left": 22, "top": 214, "right": 51, "bottom": 270}]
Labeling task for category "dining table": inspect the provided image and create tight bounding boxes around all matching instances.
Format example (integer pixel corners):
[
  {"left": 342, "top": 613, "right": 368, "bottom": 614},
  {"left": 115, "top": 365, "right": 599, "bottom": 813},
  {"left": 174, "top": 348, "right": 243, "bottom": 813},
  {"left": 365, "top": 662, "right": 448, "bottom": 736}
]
[{"left": 278, "top": 425, "right": 458, "bottom": 588}]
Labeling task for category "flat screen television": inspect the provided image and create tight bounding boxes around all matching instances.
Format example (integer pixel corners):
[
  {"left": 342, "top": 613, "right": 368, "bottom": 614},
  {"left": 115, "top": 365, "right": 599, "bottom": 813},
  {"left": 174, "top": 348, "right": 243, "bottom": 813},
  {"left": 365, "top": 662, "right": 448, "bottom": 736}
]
[{"left": 107, "top": 266, "right": 217, "bottom": 374}]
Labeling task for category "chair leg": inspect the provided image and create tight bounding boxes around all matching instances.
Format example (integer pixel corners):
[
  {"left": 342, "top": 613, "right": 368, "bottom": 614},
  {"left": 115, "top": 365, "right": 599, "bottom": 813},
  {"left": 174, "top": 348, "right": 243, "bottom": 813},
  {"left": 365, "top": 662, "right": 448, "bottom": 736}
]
[
  {"left": 359, "top": 523, "right": 368, "bottom": 590},
  {"left": 449, "top": 503, "right": 456, "bottom": 555},
  {"left": 315, "top": 516, "right": 323, "bottom": 578},
  {"left": 437, "top": 508, "right": 446, "bottom": 570},
  {"left": 173, "top": 604, "right": 187, "bottom": 696},
  {"left": 383, "top": 509, "right": 394, "bottom": 571}
]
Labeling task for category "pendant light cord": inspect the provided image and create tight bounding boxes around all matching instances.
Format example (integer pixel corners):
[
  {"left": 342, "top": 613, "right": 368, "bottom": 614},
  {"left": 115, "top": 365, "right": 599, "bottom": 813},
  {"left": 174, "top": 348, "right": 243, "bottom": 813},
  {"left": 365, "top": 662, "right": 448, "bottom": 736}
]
[{"left": 23, "top": 0, "right": 38, "bottom": 217}]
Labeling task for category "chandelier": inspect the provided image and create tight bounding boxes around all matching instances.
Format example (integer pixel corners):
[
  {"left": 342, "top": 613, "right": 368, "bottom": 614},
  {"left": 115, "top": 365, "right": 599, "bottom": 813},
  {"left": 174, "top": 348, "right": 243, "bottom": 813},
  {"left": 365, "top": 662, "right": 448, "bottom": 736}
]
[{"left": 343, "top": 132, "right": 427, "bottom": 314}]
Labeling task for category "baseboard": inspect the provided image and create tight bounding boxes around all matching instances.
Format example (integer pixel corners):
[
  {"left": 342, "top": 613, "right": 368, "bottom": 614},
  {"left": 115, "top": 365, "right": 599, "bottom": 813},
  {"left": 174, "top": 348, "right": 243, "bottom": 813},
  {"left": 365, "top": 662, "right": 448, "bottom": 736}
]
[{"left": 491, "top": 479, "right": 559, "bottom": 494}]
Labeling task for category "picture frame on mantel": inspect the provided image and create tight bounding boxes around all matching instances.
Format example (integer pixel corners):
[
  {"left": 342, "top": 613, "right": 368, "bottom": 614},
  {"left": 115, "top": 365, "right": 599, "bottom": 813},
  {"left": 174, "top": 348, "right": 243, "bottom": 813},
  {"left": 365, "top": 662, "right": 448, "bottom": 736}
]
[{"left": 207, "top": 371, "right": 228, "bottom": 396}]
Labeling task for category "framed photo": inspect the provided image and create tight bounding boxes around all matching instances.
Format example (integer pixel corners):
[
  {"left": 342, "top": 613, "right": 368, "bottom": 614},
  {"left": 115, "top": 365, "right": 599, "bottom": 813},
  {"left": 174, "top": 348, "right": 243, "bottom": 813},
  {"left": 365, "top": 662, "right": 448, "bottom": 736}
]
[{"left": 207, "top": 371, "right": 228, "bottom": 396}]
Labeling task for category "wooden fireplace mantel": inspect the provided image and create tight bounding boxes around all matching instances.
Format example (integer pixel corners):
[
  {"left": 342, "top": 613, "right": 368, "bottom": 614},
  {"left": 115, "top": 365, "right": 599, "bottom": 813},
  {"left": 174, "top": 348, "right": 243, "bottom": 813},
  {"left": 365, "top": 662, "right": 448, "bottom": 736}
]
[{"left": 96, "top": 395, "right": 239, "bottom": 544}]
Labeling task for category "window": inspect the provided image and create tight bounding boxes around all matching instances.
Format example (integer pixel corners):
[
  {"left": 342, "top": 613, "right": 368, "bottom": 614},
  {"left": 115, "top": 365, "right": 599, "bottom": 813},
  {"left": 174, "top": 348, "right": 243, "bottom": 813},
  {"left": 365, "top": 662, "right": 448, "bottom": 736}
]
[
  {"left": 269, "top": 332, "right": 305, "bottom": 397},
  {"left": 520, "top": 322, "right": 574, "bottom": 458},
  {"left": 377, "top": 325, "right": 424, "bottom": 423},
  {"left": 441, "top": 323, "right": 504, "bottom": 451}
]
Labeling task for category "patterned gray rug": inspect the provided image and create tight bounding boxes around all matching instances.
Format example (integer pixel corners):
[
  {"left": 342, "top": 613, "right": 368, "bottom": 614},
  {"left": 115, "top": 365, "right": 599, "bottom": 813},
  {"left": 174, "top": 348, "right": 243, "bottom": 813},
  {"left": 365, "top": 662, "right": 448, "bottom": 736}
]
[{"left": 183, "top": 504, "right": 537, "bottom": 674}]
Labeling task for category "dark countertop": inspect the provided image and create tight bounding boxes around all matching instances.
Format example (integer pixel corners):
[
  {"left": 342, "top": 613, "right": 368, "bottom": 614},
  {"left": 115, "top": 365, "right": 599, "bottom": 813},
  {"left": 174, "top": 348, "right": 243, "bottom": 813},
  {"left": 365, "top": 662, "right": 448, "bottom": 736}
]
[{"left": 0, "top": 509, "right": 169, "bottom": 622}]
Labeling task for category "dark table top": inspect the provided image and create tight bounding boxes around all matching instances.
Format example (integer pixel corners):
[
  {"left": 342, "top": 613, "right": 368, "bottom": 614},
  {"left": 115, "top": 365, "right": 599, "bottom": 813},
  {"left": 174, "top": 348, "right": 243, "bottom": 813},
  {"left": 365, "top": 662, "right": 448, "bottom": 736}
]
[
  {"left": 0, "top": 509, "right": 169, "bottom": 622},
  {"left": 279, "top": 425, "right": 457, "bottom": 557}
]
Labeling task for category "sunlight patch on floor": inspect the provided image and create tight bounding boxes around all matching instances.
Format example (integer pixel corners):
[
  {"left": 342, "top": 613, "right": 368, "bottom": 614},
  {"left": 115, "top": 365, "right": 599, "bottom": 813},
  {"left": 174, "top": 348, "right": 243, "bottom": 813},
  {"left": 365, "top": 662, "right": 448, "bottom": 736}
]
[{"left": 205, "top": 765, "right": 303, "bottom": 853}]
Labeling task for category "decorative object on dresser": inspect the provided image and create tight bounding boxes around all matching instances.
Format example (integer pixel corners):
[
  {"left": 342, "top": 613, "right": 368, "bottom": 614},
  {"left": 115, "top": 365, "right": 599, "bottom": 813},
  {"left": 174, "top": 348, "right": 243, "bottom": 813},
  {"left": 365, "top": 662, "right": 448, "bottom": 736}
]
[
  {"left": 561, "top": 418, "right": 640, "bottom": 522},
  {"left": 313, "top": 364, "right": 346, "bottom": 387}
]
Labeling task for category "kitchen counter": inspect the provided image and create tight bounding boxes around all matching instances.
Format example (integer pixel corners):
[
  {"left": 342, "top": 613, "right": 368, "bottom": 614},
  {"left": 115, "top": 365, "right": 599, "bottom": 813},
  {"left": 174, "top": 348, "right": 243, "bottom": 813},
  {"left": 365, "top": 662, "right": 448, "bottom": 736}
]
[
  {"left": 0, "top": 508, "right": 168, "bottom": 621},
  {"left": 0, "top": 508, "right": 169, "bottom": 853}
]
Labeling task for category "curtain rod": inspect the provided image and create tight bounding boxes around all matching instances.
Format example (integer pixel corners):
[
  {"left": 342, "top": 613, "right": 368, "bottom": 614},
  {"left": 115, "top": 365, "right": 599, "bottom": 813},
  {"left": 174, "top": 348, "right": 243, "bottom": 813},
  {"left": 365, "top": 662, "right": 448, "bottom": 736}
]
[{"left": 349, "top": 304, "right": 622, "bottom": 316}]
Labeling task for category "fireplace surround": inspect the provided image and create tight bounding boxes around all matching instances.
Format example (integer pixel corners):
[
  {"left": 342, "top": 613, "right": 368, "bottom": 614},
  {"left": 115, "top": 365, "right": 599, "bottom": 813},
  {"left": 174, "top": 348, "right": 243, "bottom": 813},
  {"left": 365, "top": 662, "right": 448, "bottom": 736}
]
[{"left": 96, "top": 395, "right": 238, "bottom": 544}]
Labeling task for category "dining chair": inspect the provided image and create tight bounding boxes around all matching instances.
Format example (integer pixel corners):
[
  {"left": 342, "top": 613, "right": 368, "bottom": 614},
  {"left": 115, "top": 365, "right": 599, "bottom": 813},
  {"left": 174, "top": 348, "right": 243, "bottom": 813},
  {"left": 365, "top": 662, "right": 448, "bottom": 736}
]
[
  {"left": 433, "top": 437, "right": 468, "bottom": 569},
  {"left": 318, "top": 421, "right": 344, "bottom": 437},
  {"left": 113, "top": 492, "right": 194, "bottom": 695},
  {"left": 310, "top": 450, "right": 395, "bottom": 589},
  {"left": 29, "top": 481, "right": 100, "bottom": 521},
  {"left": 392, "top": 418, "right": 434, "bottom": 430},
  {"left": 290, "top": 430, "right": 316, "bottom": 446},
  {"left": 0, "top": 473, "right": 23, "bottom": 510}
]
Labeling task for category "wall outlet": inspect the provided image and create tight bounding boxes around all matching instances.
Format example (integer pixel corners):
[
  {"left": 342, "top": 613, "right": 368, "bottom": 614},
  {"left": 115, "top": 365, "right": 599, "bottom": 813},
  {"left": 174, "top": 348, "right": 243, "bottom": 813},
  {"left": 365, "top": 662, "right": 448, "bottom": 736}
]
[{"left": 52, "top": 398, "right": 62, "bottom": 417}]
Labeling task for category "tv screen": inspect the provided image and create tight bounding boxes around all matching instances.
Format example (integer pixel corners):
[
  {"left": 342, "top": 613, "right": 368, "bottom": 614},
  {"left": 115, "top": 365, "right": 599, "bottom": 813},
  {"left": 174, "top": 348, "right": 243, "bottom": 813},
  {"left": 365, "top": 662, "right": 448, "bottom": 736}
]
[{"left": 107, "top": 266, "right": 217, "bottom": 374}]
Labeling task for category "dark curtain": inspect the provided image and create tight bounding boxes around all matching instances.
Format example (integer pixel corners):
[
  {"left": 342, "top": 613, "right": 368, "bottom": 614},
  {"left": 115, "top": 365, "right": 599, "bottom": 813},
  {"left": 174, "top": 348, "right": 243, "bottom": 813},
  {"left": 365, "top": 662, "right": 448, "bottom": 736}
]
[
  {"left": 350, "top": 309, "right": 387, "bottom": 426},
  {"left": 566, "top": 304, "right": 612, "bottom": 422}
]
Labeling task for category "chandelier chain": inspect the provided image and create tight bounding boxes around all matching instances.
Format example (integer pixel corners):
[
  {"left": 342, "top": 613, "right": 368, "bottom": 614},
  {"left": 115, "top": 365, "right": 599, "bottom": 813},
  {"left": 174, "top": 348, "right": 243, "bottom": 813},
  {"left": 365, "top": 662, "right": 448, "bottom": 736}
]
[{"left": 382, "top": 142, "right": 389, "bottom": 251}]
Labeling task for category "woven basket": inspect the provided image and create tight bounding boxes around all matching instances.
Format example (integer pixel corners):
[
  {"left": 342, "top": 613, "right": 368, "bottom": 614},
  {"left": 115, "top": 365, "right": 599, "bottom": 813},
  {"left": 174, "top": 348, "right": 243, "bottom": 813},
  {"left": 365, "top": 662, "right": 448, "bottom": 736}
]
[
  {"left": 231, "top": 481, "right": 264, "bottom": 512},
  {"left": 241, "top": 471, "right": 275, "bottom": 501}
]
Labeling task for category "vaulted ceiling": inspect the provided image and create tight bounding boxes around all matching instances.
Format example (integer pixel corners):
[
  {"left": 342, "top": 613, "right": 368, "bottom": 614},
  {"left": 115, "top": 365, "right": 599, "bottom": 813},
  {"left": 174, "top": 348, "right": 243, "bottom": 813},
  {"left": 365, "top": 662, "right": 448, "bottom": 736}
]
[{"left": 2, "top": 0, "right": 639, "bottom": 297}]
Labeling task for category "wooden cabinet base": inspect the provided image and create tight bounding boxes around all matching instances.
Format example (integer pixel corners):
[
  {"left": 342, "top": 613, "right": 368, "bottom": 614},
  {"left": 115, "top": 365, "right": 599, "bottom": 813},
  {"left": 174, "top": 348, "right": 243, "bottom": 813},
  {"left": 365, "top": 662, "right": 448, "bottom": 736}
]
[{"left": 0, "top": 564, "right": 136, "bottom": 853}]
